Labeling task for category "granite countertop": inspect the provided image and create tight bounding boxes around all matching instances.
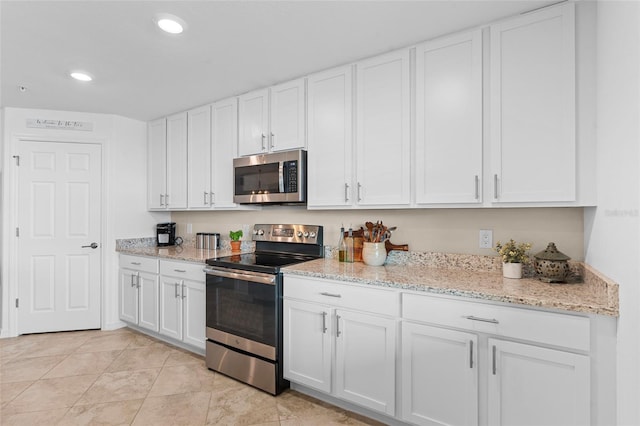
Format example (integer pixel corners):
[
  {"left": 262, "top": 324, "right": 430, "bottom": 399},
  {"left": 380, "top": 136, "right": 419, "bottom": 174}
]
[
  {"left": 116, "top": 238, "right": 618, "bottom": 317},
  {"left": 282, "top": 258, "right": 619, "bottom": 317}
]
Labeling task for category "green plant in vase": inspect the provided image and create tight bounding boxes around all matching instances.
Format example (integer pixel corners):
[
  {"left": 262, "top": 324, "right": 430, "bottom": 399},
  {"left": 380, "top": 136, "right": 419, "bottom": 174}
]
[
  {"left": 495, "top": 239, "right": 532, "bottom": 279},
  {"left": 229, "top": 230, "right": 243, "bottom": 252}
]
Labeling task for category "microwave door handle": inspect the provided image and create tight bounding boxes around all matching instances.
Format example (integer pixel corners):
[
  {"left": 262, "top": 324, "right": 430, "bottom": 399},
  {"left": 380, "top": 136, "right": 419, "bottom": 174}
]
[{"left": 279, "top": 162, "right": 285, "bottom": 193}]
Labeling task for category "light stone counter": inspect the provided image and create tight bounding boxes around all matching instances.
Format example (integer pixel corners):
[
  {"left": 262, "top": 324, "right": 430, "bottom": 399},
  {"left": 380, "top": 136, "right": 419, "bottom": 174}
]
[
  {"left": 115, "top": 238, "right": 254, "bottom": 263},
  {"left": 282, "top": 257, "right": 619, "bottom": 317}
]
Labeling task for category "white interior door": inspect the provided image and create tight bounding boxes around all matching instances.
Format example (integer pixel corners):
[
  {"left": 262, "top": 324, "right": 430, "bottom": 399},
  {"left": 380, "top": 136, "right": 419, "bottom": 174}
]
[{"left": 17, "top": 140, "right": 102, "bottom": 334}]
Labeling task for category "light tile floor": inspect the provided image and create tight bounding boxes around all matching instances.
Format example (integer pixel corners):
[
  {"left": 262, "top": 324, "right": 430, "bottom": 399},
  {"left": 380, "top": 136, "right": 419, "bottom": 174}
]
[{"left": 0, "top": 328, "right": 383, "bottom": 425}]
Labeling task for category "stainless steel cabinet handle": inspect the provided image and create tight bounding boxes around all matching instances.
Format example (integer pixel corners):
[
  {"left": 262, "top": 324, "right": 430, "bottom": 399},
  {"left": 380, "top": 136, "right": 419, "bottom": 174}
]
[
  {"left": 321, "top": 311, "right": 327, "bottom": 333},
  {"left": 165, "top": 193, "right": 170, "bottom": 206},
  {"left": 182, "top": 283, "right": 186, "bottom": 299},
  {"left": 173, "top": 269, "right": 186, "bottom": 273},
  {"left": 261, "top": 134, "right": 266, "bottom": 151},
  {"left": 357, "top": 183, "right": 362, "bottom": 202},
  {"left": 82, "top": 242, "right": 98, "bottom": 249},
  {"left": 130, "top": 274, "right": 136, "bottom": 287},
  {"left": 344, "top": 183, "right": 349, "bottom": 202},
  {"left": 160, "top": 194, "right": 165, "bottom": 206},
  {"left": 474, "top": 175, "right": 479, "bottom": 200},
  {"left": 320, "top": 292, "right": 342, "bottom": 298},
  {"left": 336, "top": 315, "right": 342, "bottom": 337},
  {"left": 210, "top": 192, "right": 215, "bottom": 205},
  {"left": 469, "top": 340, "right": 474, "bottom": 369},
  {"left": 464, "top": 315, "right": 499, "bottom": 324},
  {"left": 493, "top": 174, "right": 499, "bottom": 199},
  {"left": 174, "top": 282, "right": 180, "bottom": 298},
  {"left": 135, "top": 273, "right": 140, "bottom": 288},
  {"left": 492, "top": 345, "right": 497, "bottom": 375},
  {"left": 204, "top": 191, "right": 208, "bottom": 205},
  {"left": 131, "top": 262, "right": 141, "bottom": 266},
  {"left": 270, "top": 132, "right": 275, "bottom": 148}
]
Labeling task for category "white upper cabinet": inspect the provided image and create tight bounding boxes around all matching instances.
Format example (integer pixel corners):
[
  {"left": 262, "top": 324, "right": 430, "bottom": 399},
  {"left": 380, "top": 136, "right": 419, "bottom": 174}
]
[
  {"left": 238, "top": 78, "right": 306, "bottom": 157},
  {"left": 165, "top": 112, "right": 188, "bottom": 209},
  {"left": 356, "top": 48, "right": 411, "bottom": 207},
  {"left": 416, "top": 30, "right": 483, "bottom": 205},
  {"left": 187, "top": 105, "right": 212, "bottom": 209},
  {"left": 238, "top": 88, "right": 269, "bottom": 156},
  {"left": 147, "top": 118, "right": 167, "bottom": 210},
  {"left": 307, "top": 65, "right": 353, "bottom": 208},
  {"left": 270, "top": 79, "right": 306, "bottom": 152},
  {"left": 211, "top": 97, "right": 240, "bottom": 208},
  {"left": 490, "top": 3, "right": 576, "bottom": 203}
]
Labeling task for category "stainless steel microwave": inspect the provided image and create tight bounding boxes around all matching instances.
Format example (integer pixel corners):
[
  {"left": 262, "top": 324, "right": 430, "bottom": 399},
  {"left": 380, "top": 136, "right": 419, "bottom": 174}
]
[{"left": 233, "top": 149, "right": 307, "bottom": 204}]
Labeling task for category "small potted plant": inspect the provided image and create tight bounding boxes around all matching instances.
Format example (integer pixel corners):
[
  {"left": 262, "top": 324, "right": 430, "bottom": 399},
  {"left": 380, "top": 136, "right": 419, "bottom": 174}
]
[
  {"left": 495, "top": 239, "right": 532, "bottom": 279},
  {"left": 229, "top": 230, "right": 243, "bottom": 252}
]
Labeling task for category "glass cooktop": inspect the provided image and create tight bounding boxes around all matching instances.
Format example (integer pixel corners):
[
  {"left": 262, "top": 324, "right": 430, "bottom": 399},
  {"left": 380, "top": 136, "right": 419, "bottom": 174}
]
[{"left": 206, "top": 252, "right": 319, "bottom": 274}]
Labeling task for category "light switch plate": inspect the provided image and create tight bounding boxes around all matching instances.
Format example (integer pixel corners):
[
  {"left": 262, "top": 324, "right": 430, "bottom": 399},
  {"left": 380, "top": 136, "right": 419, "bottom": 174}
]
[{"left": 479, "top": 229, "right": 493, "bottom": 249}]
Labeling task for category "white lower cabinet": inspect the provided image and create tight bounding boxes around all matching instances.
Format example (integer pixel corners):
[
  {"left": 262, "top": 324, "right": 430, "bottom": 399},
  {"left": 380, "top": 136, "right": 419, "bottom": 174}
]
[
  {"left": 283, "top": 275, "right": 398, "bottom": 417},
  {"left": 488, "top": 339, "right": 590, "bottom": 426},
  {"left": 401, "top": 323, "right": 478, "bottom": 426},
  {"left": 159, "top": 259, "right": 206, "bottom": 350},
  {"left": 119, "top": 255, "right": 160, "bottom": 332}
]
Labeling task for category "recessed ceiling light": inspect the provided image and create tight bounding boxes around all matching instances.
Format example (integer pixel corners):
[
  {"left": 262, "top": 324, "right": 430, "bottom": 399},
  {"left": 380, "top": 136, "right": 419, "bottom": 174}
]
[
  {"left": 70, "top": 72, "right": 93, "bottom": 82},
  {"left": 157, "top": 14, "right": 185, "bottom": 34}
]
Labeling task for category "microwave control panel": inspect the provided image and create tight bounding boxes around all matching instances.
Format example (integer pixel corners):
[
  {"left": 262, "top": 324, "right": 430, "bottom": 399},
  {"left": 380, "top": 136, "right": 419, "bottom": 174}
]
[{"left": 283, "top": 160, "right": 297, "bottom": 193}]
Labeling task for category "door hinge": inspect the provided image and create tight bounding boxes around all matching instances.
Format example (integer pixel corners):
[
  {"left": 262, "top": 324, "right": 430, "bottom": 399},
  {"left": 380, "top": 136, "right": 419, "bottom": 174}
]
[
  {"left": 12, "top": 155, "right": 20, "bottom": 166},
  {"left": 15, "top": 298, "right": 19, "bottom": 308}
]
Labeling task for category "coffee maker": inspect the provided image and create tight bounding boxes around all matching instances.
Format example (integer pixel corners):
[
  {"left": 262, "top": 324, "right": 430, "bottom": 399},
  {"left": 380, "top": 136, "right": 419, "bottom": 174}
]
[{"left": 156, "top": 222, "right": 176, "bottom": 246}]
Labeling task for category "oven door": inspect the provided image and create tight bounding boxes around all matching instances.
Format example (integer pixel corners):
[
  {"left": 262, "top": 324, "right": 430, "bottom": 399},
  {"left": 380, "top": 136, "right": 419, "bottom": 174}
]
[{"left": 205, "top": 267, "right": 279, "bottom": 361}]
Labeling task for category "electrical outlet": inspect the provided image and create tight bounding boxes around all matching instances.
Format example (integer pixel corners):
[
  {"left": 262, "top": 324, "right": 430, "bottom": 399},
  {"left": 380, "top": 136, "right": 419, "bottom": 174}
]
[
  {"left": 479, "top": 229, "right": 493, "bottom": 249},
  {"left": 186, "top": 223, "right": 193, "bottom": 234}
]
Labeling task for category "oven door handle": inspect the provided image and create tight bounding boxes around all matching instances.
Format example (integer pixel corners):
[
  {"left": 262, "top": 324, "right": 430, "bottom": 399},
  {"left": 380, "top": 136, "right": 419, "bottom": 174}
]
[{"left": 204, "top": 267, "right": 276, "bottom": 285}]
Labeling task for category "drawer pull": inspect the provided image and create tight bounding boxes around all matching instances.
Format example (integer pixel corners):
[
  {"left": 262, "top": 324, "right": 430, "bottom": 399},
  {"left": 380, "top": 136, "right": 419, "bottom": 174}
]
[
  {"left": 320, "top": 292, "right": 342, "bottom": 298},
  {"left": 131, "top": 262, "right": 141, "bottom": 265},
  {"left": 321, "top": 311, "right": 327, "bottom": 333},
  {"left": 464, "top": 315, "right": 499, "bottom": 324},
  {"left": 174, "top": 269, "right": 187, "bottom": 273}
]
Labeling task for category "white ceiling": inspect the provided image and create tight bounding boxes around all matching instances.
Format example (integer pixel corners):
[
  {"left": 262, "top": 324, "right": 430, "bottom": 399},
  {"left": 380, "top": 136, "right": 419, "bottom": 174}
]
[{"left": 1, "top": 0, "right": 556, "bottom": 122}]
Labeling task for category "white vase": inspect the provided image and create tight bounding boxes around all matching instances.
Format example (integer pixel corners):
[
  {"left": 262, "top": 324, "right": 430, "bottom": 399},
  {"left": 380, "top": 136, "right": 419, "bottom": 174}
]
[
  {"left": 362, "top": 242, "right": 387, "bottom": 266},
  {"left": 502, "top": 262, "right": 523, "bottom": 279}
]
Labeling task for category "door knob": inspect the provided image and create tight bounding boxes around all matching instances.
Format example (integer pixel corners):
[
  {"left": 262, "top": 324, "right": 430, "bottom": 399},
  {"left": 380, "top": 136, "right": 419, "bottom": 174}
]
[{"left": 82, "top": 242, "right": 99, "bottom": 249}]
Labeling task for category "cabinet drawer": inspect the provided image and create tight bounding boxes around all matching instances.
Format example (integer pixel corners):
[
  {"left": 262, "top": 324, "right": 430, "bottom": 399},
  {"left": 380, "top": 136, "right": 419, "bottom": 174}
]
[
  {"left": 403, "top": 293, "right": 590, "bottom": 351},
  {"left": 284, "top": 275, "right": 399, "bottom": 317},
  {"left": 160, "top": 259, "right": 206, "bottom": 282},
  {"left": 120, "top": 254, "right": 158, "bottom": 274}
]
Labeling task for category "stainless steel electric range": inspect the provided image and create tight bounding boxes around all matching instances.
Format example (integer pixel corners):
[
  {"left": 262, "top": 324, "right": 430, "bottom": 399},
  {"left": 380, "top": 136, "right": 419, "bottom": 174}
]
[{"left": 204, "top": 224, "right": 323, "bottom": 395}]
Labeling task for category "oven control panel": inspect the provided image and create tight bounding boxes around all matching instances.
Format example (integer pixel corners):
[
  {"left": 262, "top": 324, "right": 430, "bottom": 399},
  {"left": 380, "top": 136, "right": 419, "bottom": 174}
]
[{"left": 252, "top": 224, "right": 322, "bottom": 245}]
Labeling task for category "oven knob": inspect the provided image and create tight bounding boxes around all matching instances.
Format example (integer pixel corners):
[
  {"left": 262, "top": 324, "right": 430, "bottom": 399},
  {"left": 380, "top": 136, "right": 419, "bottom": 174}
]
[
  {"left": 309, "top": 232, "right": 316, "bottom": 238},
  {"left": 257, "top": 229, "right": 265, "bottom": 236},
  {"left": 296, "top": 231, "right": 303, "bottom": 237},
  {"left": 303, "top": 231, "right": 310, "bottom": 238}
]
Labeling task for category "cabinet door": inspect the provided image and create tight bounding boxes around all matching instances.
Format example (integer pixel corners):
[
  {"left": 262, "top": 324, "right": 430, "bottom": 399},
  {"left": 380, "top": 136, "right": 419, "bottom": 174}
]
[
  {"left": 147, "top": 118, "right": 166, "bottom": 210},
  {"left": 238, "top": 88, "right": 269, "bottom": 156},
  {"left": 307, "top": 65, "right": 354, "bottom": 208},
  {"left": 138, "top": 271, "right": 160, "bottom": 332},
  {"left": 283, "top": 299, "right": 332, "bottom": 393},
  {"left": 401, "top": 322, "right": 478, "bottom": 426},
  {"left": 119, "top": 269, "right": 138, "bottom": 324},
  {"left": 356, "top": 49, "right": 410, "bottom": 206},
  {"left": 270, "top": 78, "right": 305, "bottom": 152},
  {"left": 490, "top": 3, "right": 575, "bottom": 202},
  {"left": 182, "top": 279, "right": 205, "bottom": 349},
  {"left": 211, "top": 97, "right": 239, "bottom": 208},
  {"left": 159, "top": 276, "right": 183, "bottom": 340},
  {"left": 416, "top": 30, "right": 483, "bottom": 204},
  {"left": 166, "top": 112, "right": 188, "bottom": 209},
  {"left": 488, "top": 338, "right": 589, "bottom": 426},
  {"left": 335, "top": 309, "right": 396, "bottom": 416},
  {"left": 187, "top": 105, "right": 212, "bottom": 209}
]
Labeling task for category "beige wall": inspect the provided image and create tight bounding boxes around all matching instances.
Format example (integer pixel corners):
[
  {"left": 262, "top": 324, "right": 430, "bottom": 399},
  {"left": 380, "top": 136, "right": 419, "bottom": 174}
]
[{"left": 172, "top": 207, "right": 584, "bottom": 260}]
